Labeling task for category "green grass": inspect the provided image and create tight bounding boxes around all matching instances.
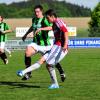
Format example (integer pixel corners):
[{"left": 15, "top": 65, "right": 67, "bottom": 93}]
[
  {"left": 77, "top": 28, "right": 89, "bottom": 37},
  {"left": 7, "top": 32, "right": 15, "bottom": 40},
  {"left": 0, "top": 48, "right": 100, "bottom": 100}
]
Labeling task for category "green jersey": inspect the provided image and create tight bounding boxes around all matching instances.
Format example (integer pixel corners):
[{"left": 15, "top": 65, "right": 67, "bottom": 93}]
[
  {"left": 32, "top": 17, "right": 52, "bottom": 46},
  {"left": 0, "top": 22, "right": 10, "bottom": 42}
]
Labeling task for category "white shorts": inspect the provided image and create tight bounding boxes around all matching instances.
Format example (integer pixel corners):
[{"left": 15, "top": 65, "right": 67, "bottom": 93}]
[
  {"left": 43, "top": 45, "right": 68, "bottom": 65},
  {"left": 0, "top": 42, "right": 5, "bottom": 49},
  {"left": 28, "top": 43, "right": 52, "bottom": 54}
]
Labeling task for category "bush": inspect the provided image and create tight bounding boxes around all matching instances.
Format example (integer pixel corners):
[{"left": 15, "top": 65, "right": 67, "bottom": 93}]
[{"left": 88, "top": 2, "right": 100, "bottom": 37}]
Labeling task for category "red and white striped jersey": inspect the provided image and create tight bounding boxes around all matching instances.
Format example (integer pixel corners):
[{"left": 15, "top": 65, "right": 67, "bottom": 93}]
[{"left": 53, "top": 18, "right": 68, "bottom": 47}]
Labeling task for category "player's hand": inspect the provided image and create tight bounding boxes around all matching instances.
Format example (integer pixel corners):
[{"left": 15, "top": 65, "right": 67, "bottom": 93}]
[
  {"left": 0, "top": 31, "right": 2, "bottom": 34},
  {"left": 22, "top": 35, "right": 27, "bottom": 41},
  {"left": 62, "top": 45, "right": 68, "bottom": 52},
  {"left": 35, "top": 28, "right": 41, "bottom": 35},
  {"left": 0, "top": 30, "right": 5, "bottom": 34}
]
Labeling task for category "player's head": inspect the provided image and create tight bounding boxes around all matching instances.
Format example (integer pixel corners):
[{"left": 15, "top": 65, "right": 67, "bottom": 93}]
[
  {"left": 0, "top": 16, "right": 3, "bottom": 22},
  {"left": 45, "top": 9, "right": 57, "bottom": 23},
  {"left": 34, "top": 5, "right": 43, "bottom": 18}
]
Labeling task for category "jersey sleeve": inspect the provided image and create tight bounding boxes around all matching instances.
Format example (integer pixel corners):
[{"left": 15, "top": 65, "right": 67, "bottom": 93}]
[{"left": 56, "top": 20, "right": 68, "bottom": 33}]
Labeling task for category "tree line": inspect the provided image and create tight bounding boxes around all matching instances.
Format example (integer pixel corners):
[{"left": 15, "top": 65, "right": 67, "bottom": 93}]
[
  {"left": 0, "top": 0, "right": 91, "bottom": 18},
  {"left": 88, "top": 2, "right": 100, "bottom": 37}
]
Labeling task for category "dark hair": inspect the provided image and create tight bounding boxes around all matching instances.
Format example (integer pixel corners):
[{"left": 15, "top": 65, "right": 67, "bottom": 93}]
[
  {"left": 45, "top": 9, "right": 57, "bottom": 18},
  {"left": 34, "top": 5, "right": 43, "bottom": 11}
]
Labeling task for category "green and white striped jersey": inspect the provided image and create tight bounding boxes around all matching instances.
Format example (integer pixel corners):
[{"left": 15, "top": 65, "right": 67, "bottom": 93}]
[
  {"left": 0, "top": 22, "right": 10, "bottom": 42},
  {"left": 32, "top": 17, "right": 52, "bottom": 46}
]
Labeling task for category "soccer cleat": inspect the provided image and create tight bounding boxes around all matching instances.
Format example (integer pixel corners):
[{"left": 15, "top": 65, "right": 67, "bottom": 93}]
[
  {"left": 60, "top": 73, "right": 66, "bottom": 82},
  {"left": 17, "top": 70, "right": 24, "bottom": 77},
  {"left": 48, "top": 84, "right": 59, "bottom": 89},
  {"left": 4, "top": 59, "right": 8, "bottom": 64},
  {"left": 21, "top": 74, "right": 32, "bottom": 81}
]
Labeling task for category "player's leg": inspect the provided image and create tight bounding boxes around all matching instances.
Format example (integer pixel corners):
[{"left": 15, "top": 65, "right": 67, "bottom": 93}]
[
  {"left": 46, "top": 45, "right": 61, "bottom": 65},
  {"left": 46, "top": 45, "right": 68, "bottom": 87},
  {"left": 17, "top": 55, "right": 46, "bottom": 76},
  {"left": 44, "top": 45, "right": 61, "bottom": 88},
  {"left": 55, "top": 63, "right": 66, "bottom": 82},
  {"left": 24, "top": 44, "right": 52, "bottom": 79},
  {"left": 0, "top": 42, "right": 8, "bottom": 64},
  {"left": 46, "top": 64, "right": 59, "bottom": 89},
  {"left": 0, "top": 50, "right": 8, "bottom": 64},
  {"left": 55, "top": 48, "right": 68, "bottom": 82},
  {"left": 56, "top": 49, "right": 68, "bottom": 64},
  {"left": 22, "top": 43, "right": 37, "bottom": 80}
]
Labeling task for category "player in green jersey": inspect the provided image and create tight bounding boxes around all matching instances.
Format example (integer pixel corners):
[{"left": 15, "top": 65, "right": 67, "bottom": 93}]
[
  {"left": 21, "top": 5, "right": 66, "bottom": 82},
  {"left": 0, "top": 16, "right": 12, "bottom": 64}
]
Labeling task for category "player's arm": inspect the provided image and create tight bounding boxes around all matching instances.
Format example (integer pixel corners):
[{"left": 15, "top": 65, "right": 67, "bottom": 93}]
[
  {"left": 63, "top": 31, "right": 68, "bottom": 52},
  {"left": 2, "top": 29, "right": 12, "bottom": 34},
  {"left": 22, "top": 26, "right": 33, "bottom": 41},
  {"left": 35, "top": 18, "right": 52, "bottom": 34},
  {"left": 59, "top": 22, "right": 68, "bottom": 51},
  {"left": 27, "top": 31, "right": 34, "bottom": 38},
  {"left": 0, "top": 30, "right": 12, "bottom": 34},
  {"left": 35, "top": 26, "right": 52, "bottom": 34}
]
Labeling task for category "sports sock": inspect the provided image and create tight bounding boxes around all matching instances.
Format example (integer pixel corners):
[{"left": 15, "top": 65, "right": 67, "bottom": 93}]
[
  {"left": 47, "top": 64, "right": 58, "bottom": 85},
  {"left": 0, "top": 52, "right": 7, "bottom": 63},
  {"left": 22, "top": 62, "right": 41, "bottom": 75},
  {"left": 55, "top": 63, "right": 64, "bottom": 74},
  {"left": 25, "top": 55, "right": 31, "bottom": 75}
]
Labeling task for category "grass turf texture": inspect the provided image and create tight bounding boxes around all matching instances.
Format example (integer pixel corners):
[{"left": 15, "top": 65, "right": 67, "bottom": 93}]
[{"left": 0, "top": 48, "right": 100, "bottom": 100}]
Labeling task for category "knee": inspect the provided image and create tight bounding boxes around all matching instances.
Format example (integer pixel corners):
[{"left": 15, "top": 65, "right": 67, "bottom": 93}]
[
  {"left": 25, "top": 46, "right": 35, "bottom": 57},
  {"left": 0, "top": 49, "right": 4, "bottom": 53},
  {"left": 38, "top": 57, "right": 45, "bottom": 65},
  {"left": 46, "top": 64, "right": 53, "bottom": 68}
]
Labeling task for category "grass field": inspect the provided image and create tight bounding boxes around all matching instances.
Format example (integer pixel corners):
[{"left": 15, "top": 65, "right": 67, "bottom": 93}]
[{"left": 0, "top": 48, "right": 100, "bottom": 100}]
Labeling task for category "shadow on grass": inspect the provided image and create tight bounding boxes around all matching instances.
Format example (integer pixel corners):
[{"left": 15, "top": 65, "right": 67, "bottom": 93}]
[{"left": 0, "top": 81, "right": 40, "bottom": 88}]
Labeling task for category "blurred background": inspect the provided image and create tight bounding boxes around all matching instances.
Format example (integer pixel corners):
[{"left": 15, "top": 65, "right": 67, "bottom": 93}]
[{"left": 0, "top": 0, "right": 100, "bottom": 39}]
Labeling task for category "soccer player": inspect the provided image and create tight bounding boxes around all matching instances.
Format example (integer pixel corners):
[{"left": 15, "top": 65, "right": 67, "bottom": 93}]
[
  {"left": 17, "top": 9, "right": 68, "bottom": 89},
  {"left": 22, "top": 5, "right": 66, "bottom": 82},
  {"left": 0, "top": 16, "right": 12, "bottom": 64}
]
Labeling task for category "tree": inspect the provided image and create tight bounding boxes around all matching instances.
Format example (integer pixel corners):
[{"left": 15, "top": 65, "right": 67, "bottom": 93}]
[
  {"left": 0, "top": 0, "right": 91, "bottom": 18},
  {"left": 88, "top": 2, "right": 100, "bottom": 37}
]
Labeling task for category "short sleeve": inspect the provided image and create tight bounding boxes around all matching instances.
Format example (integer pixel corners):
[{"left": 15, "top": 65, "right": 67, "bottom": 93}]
[{"left": 56, "top": 20, "right": 68, "bottom": 33}]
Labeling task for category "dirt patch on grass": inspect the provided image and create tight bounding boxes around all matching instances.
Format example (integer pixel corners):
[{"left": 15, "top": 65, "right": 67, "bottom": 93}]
[{"left": 5, "top": 17, "right": 90, "bottom": 30}]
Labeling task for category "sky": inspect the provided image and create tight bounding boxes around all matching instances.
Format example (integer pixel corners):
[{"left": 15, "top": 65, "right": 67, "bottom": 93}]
[{"left": 0, "top": 0, "right": 99, "bottom": 9}]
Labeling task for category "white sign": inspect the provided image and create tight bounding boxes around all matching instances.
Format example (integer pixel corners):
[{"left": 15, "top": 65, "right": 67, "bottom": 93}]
[
  {"left": 67, "top": 27, "right": 77, "bottom": 36},
  {"left": 16, "top": 27, "right": 29, "bottom": 37}
]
